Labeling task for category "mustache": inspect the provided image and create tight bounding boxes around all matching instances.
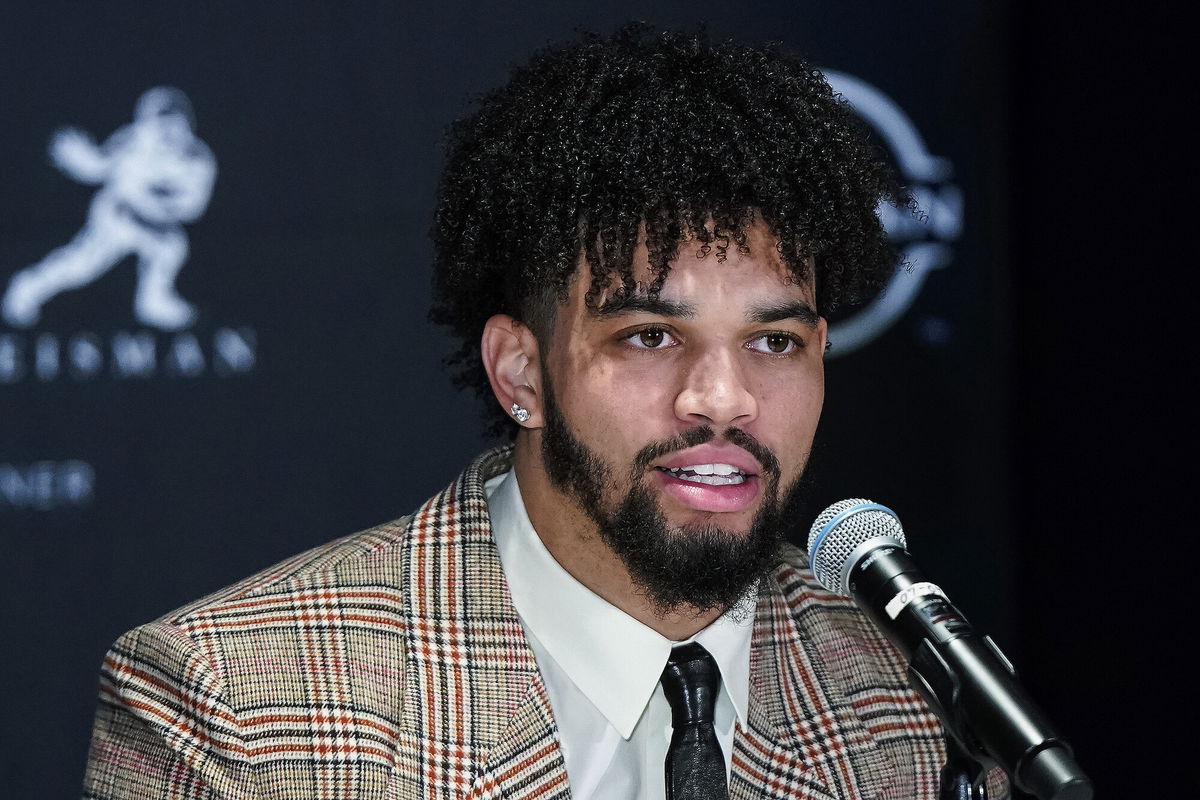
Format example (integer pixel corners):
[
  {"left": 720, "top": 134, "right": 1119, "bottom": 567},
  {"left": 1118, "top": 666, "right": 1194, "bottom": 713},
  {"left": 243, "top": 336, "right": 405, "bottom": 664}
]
[{"left": 630, "top": 426, "right": 781, "bottom": 478}]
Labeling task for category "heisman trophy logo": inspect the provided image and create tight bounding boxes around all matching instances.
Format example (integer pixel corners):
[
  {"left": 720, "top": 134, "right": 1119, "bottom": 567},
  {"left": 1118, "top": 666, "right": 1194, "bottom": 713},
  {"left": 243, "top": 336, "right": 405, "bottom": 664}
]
[{"left": 2, "top": 86, "right": 216, "bottom": 331}]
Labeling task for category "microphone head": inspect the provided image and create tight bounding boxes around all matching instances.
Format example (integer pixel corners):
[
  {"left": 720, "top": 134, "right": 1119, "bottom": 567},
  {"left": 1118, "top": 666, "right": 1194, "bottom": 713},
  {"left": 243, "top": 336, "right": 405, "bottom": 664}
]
[{"left": 807, "top": 498, "right": 905, "bottom": 596}]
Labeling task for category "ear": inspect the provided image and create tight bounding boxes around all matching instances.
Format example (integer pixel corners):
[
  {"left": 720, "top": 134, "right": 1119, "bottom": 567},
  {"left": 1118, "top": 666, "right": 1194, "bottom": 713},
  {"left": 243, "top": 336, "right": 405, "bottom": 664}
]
[{"left": 481, "top": 314, "right": 544, "bottom": 429}]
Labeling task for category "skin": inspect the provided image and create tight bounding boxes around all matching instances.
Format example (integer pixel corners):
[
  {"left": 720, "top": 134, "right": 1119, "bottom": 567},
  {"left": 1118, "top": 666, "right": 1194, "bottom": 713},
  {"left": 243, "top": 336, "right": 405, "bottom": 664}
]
[{"left": 481, "top": 221, "right": 827, "bottom": 640}]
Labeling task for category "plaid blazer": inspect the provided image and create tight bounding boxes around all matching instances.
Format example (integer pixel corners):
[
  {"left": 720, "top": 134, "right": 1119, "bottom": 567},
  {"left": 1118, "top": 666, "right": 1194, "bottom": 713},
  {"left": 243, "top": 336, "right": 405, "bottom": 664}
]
[{"left": 84, "top": 447, "right": 1008, "bottom": 799}]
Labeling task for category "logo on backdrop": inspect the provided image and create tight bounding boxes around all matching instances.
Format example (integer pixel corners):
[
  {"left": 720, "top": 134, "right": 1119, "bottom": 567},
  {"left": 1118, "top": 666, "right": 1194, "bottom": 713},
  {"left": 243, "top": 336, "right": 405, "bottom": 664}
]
[
  {"left": 4, "top": 87, "right": 215, "bottom": 331},
  {"left": 0, "top": 87, "right": 255, "bottom": 385},
  {"left": 822, "top": 70, "right": 963, "bottom": 357}
]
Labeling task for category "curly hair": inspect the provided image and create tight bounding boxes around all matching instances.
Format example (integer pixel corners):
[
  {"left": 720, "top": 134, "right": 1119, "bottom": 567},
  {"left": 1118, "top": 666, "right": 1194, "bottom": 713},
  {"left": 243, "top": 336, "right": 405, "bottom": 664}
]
[{"left": 430, "top": 23, "right": 904, "bottom": 436}]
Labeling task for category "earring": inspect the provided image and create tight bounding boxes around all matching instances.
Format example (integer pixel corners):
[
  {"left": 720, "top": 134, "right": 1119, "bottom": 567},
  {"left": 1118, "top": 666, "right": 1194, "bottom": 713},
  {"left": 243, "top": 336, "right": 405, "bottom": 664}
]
[{"left": 510, "top": 403, "right": 530, "bottom": 423}]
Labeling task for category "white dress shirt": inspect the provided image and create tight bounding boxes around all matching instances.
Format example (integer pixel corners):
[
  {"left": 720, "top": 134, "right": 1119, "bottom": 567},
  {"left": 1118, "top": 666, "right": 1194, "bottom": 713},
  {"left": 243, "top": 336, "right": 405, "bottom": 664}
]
[{"left": 485, "top": 468, "right": 754, "bottom": 800}]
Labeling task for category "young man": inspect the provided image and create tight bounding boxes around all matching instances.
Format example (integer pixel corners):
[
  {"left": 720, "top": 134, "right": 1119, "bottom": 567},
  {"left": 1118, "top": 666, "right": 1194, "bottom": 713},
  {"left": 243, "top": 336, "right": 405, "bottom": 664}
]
[{"left": 84, "top": 26, "right": 1007, "bottom": 800}]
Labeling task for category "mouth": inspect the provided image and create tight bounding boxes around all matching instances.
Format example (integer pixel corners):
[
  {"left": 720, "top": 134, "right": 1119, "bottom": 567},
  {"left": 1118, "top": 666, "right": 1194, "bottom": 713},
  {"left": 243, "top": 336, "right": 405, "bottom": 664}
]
[
  {"left": 656, "top": 463, "right": 749, "bottom": 486},
  {"left": 652, "top": 448, "right": 762, "bottom": 514}
]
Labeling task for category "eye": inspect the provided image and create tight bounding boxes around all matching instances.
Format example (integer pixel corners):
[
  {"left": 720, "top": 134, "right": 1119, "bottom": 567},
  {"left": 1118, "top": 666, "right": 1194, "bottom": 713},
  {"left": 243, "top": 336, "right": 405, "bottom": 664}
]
[
  {"left": 624, "top": 327, "right": 678, "bottom": 350},
  {"left": 747, "top": 333, "right": 801, "bottom": 354}
]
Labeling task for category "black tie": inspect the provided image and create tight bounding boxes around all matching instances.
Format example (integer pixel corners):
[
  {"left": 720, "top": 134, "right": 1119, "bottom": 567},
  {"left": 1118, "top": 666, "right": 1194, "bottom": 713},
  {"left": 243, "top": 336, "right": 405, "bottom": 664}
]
[{"left": 660, "top": 643, "right": 728, "bottom": 800}]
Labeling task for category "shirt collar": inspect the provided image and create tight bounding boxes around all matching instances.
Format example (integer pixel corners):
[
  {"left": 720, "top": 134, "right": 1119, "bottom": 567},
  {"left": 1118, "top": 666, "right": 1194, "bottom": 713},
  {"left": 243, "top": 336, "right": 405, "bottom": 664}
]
[{"left": 486, "top": 468, "right": 753, "bottom": 739}]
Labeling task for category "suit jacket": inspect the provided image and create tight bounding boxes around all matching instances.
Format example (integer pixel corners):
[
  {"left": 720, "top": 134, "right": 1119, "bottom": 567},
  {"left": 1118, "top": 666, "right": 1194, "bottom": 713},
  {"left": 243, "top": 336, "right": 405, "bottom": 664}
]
[{"left": 84, "top": 447, "right": 1007, "bottom": 799}]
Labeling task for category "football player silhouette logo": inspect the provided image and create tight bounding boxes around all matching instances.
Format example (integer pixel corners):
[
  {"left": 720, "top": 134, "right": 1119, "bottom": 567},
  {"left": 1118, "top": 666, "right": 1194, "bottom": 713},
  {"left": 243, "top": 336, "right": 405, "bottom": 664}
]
[{"left": 3, "top": 87, "right": 217, "bottom": 330}]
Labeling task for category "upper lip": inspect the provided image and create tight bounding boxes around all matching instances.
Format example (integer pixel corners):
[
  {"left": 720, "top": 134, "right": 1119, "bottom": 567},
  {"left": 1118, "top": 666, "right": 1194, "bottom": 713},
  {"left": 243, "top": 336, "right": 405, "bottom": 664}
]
[{"left": 656, "top": 444, "right": 760, "bottom": 476}]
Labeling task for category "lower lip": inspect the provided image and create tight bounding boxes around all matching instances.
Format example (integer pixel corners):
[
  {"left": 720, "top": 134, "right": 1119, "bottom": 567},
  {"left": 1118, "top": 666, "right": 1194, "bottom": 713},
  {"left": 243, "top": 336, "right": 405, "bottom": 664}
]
[{"left": 655, "top": 470, "right": 760, "bottom": 513}]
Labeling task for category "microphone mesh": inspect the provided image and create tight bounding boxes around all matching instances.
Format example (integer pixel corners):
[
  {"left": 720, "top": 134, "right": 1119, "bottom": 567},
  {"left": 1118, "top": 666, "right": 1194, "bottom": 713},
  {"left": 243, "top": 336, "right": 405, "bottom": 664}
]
[{"left": 807, "top": 498, "right": 905, "bottom": 595}]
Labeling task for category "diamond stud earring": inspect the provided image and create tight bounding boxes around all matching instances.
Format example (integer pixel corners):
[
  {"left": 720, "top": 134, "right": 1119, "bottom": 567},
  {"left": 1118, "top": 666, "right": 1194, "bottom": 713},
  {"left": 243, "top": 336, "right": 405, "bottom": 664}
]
[{"left": 510, "top": 403, "right": 530, "bottom": 423}]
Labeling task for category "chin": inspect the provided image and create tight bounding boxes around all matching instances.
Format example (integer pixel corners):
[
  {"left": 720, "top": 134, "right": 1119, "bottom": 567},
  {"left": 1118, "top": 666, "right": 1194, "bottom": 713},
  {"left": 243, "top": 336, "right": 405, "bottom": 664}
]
[{"left": 673, "top": 512, "right": 757, "bottom": 537}]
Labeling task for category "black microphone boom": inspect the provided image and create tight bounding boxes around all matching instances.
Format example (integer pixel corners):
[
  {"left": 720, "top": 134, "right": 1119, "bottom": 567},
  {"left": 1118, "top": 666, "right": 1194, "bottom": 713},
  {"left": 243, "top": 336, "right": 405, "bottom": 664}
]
[{"left": 807, "top": 499, "right": 1093, "bottom": 800}]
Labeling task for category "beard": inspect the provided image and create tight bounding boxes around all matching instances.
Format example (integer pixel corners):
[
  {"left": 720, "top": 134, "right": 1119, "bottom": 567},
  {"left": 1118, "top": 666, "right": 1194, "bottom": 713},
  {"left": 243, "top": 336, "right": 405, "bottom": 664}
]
[{"left": 540, "top": 380, "right": 808, "bottom": 615}]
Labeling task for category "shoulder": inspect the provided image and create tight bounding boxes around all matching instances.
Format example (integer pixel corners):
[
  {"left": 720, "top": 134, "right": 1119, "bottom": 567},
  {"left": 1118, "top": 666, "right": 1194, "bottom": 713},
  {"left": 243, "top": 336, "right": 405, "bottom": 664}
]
[
  {"left": 159, "top": 515, "right": 414, "bottom": 631},
  {"left": 89, "top": 517, "right": 422, "bottom": 797},
  {"left": 114, "top": 445, "right": 515, "bottom": 676},
  {"left": 104, "top": 515, "right": 418, "bottom": 705}
]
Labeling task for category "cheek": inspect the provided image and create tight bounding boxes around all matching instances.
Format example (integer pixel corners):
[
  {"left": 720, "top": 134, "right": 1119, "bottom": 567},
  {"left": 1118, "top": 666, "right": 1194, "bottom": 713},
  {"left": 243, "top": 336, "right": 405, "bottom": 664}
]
[
  {"left": 556, "top": 352, "right": 679, "bottom": 442},
  {"left": 556, "top": 356, "right": 631, "bottom": 430},
  {"left": 750, "top": 363, "right": 825, "bottom": 445}
]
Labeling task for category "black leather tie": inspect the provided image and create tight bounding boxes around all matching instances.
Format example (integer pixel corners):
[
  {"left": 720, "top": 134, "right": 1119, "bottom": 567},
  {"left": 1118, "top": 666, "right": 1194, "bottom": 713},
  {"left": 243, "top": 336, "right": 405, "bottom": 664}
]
[{"left": 660, "top": 643, "right": 728, "bottom": 800}]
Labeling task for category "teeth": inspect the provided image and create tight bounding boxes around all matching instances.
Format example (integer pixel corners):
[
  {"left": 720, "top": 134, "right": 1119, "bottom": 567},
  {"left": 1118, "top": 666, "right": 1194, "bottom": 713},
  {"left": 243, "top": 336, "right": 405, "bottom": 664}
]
[
  {"left": 678, "top": 473, "right": 745, "bottom": 486},
  {"left": 675, "top": 463, "right": 740, "bottom": 476},
  {"left": 660, "top": 464, "right": 747, "bottom": 485}
]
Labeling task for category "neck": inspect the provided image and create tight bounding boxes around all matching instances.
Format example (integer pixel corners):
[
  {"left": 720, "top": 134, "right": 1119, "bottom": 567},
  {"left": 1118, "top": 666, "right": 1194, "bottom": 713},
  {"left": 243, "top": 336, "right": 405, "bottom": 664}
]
[{"left": 512, "top": 433, "right": 726, "bottom": 640}]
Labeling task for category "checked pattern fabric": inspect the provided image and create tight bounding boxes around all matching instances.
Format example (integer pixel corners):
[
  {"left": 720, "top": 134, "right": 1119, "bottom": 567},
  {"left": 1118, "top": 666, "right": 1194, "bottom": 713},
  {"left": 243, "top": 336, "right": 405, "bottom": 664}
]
[{"left": 83, "top": 446, "right": 1009, "bottom": 799}]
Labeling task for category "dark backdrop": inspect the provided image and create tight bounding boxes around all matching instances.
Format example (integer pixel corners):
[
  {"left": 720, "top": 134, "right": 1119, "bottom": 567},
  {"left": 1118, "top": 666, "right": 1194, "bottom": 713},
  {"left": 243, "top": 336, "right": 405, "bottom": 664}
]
[
  {"left": 0, "top": 1, "right": 1179, "bottom": 796},
  {"left": 1009, "top": 3, "right": 1188, "bottom": 796}
]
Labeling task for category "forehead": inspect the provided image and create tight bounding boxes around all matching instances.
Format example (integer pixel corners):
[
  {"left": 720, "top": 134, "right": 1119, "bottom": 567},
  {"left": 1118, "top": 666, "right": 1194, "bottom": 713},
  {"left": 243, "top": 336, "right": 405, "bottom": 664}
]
[{"left": 572, "top": 221, "right": 815, "bottom": 315}]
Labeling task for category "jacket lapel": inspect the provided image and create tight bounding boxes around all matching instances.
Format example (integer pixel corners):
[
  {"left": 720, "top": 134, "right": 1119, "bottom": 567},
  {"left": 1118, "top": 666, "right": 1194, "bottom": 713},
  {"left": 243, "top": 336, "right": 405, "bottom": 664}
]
[
  {"left": 463, "top": 671, "right": 572, "bottom": 800},
  {"left": 394, "top": 447, "right": 572, "bottom": 800},
  {"left": 730, "top": 570, "right": 896, "bottom": 800},
  {"left": 730, "top": 575, "right": 837, "bottom": 800}
]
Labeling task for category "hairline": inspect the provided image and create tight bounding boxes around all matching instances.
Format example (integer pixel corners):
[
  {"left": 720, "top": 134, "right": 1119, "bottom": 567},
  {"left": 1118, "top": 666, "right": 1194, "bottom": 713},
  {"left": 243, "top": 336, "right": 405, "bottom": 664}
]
[{"left": 516, "top": 232, "right": 820, "bottom": 347}]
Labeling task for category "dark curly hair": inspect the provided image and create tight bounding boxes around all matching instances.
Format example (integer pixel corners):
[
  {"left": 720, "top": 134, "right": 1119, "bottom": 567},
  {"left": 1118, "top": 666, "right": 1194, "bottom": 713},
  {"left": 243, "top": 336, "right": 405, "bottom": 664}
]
[{"left": 430, "top": 23, "right": 903, "bottom": 436}]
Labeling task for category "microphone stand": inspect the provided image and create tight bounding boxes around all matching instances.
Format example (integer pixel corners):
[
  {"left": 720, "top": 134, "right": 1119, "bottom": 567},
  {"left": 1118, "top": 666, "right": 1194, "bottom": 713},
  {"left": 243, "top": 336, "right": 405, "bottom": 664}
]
[
  {"left": 912, "top": 637, "right": 995, "bottom": 800},
  {"left": 912, "top": 635, "right": 1090, "bottom": 800},
  {"left": 938, "top": 732, "right": 991, "bottom": 800}
]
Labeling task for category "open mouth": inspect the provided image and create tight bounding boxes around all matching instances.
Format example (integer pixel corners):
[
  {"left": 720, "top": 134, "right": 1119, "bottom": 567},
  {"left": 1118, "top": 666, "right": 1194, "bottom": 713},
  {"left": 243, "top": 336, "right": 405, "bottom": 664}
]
[{"left": 656, "top": 464, "right": 749, "bottom": 486}]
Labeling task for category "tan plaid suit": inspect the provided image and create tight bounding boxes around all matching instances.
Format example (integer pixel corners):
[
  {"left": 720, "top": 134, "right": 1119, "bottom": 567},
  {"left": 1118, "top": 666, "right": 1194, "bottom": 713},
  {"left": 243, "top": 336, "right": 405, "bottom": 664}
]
[{"left": 84, "top": 447, "right": 1008, "bottom": 799}]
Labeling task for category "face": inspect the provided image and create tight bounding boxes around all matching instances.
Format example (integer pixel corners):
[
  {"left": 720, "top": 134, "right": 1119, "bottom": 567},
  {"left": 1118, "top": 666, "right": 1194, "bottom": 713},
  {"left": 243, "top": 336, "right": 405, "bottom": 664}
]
[{"left": 536, "top": 222, "right": 827, "bottom": 611}]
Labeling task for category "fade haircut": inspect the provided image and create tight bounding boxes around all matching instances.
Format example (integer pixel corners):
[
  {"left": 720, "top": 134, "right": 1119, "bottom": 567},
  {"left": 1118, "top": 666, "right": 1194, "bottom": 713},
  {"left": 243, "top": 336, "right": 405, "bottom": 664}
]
[{"left": 430, "top": 23, "right": 904, "bottom": 436}]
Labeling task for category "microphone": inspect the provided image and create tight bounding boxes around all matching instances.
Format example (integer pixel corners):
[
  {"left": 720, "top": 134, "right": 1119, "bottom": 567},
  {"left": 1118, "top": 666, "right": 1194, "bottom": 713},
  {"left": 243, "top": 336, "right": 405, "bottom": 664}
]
[{"left": 807, "top": 499, "right": 1093, "bottom": 800}]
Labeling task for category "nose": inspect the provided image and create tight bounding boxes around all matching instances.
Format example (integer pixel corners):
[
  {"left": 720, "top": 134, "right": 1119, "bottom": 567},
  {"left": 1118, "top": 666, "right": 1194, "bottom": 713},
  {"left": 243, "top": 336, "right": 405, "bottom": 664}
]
[{"left": 673, "top": 346, "right": 758, "bottom": 428}]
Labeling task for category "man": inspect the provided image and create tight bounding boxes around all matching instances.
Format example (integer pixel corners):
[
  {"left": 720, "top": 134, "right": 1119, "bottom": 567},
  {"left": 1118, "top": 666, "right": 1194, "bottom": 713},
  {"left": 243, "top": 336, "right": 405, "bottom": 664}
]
[{"left": 84, "top": 25, "right": 1007, "bottom": 800}]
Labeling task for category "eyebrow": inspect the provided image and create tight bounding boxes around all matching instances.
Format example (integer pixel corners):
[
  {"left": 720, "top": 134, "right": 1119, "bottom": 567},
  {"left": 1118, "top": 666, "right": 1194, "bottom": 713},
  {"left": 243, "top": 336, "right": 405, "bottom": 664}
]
[
  {"left": 594, "top": 295, "right": 697, "bottom": 319},
  {"left": 593, "top": 294, "right": 820, "bottom": 327},
  {"left": 746, "top": 300, "right": 821, "bottom": 328}
]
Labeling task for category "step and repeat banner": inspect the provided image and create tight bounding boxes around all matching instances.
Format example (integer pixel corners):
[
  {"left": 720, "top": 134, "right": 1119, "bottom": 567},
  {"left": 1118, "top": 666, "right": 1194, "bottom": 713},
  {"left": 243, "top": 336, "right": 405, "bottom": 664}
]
[{"left": 0, "top": 2, "right": 1011, "bottom": 795}]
